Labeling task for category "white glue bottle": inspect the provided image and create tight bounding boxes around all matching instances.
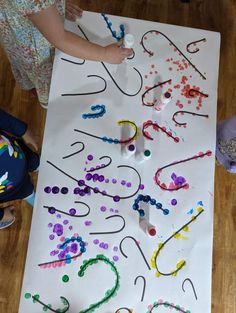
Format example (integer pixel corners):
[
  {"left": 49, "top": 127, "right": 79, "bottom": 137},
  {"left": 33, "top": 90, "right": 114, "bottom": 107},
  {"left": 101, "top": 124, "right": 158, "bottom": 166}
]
[
  {"left": 139, "top": 204, "right": 157, "bottom": 237},
  {"left": 154, "top": 91, "right": 172, "bottom": 112},
  {"left": 123, "top": 34, "right": 135, "bottom": 49}
]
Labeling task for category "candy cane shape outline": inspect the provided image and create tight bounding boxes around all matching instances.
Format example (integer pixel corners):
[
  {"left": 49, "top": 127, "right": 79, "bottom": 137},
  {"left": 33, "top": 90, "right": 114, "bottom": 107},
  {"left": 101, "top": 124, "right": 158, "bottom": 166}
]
[
  {"left": 172, "top": 111, "right": 209, "bottom": 127},
  {"left": 115, "top": 308, "right": 133, "bottom": 313},
  {"left": 82, "top": 104, "right": 106, "bottom": 119},
  {"left": 154, "top": 150, "right": 212, "bottom": 191},
  {"left": 86, "top": 155, "right": 112, "bottom": 172},
  {"left": 61, "top": 57, "right": 85, "bottom": 65},
  {"left": 89, "top": 214, "right": 126, "bottom": 235},
  {"left": 141, "top": 30, "right": 206, "bottom": 80},
  {"left": 143, "top": 120, "right": 180, "bottom": 142},
  {"left": 119, "top": 236, "right": 151, "bottom": 270},
  {"left": 186, "top": 38, "right": 206, "bottom": 54},
  {"left": 62, "top": 141, "right": 85, "bottom": 159},
  {"left": 182, "top": 278, "right": 198, "bottom": 300},
  {"left": 43, "top": 202, "right": 90, "bottom": 218},
  {"left": 134, "top": 275, "right": 146, "bottom": 302},
  {"left": 147, "top": 300, "right": 191, "bottom": 313},
  {"left": 151, "top": 208, "right": 204, "bottom": 277},
  {"left": 29, "top": 295, "right": 70, "bottom": 313},
  {"left": 61, "top": 74, "right": 107, "bottom": 97},
  {"left": 142, "top": 79, "right": 172, "bottom": 107}
]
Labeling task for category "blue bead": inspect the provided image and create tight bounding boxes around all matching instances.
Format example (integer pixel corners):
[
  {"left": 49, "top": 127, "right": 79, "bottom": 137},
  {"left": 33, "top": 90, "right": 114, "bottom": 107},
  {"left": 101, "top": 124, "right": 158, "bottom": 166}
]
[
  {"left": 163, "top": 209, "right": 169, "bottom": 215},
  {"left": 113, "top": 138, "right": 119, "bottom": 144},
  {"left": 156, "top": 202, "right": 163, "bottom": 208},
  {"left": 139, "top": 209, "right": 145, "bottom": 217},
  {"left": 102, "top": 136, "right": 108, "bottom": 142},
  {"left": 150, "top": 198, "right": 156, "bottom": 205},
  {"left": 132, "top": 203, "right": 139, "bottom": 210},
  {"left": 108, "top": 138, "right": 113, "bottom": 143}
]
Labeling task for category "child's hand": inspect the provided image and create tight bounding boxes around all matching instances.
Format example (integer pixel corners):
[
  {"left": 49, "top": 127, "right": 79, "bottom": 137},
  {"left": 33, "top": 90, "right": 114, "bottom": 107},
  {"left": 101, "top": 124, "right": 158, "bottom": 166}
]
[
  {"left": 22, "top": 129, "right": 39, "bottom": 152},
  {"left": 66, "top": 0, "right": 83, "bottom": 21},
  {"left": 104, "top": 43, "right": 133, "bottom": 64}
]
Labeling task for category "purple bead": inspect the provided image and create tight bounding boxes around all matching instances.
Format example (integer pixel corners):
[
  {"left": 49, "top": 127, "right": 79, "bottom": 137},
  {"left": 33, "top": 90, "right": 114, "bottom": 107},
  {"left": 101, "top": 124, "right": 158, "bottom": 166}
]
[
  {"left": 175, "top": 176, "right": 186, "bottom": 186},
  {"left": 171, "top": 199, "right": 177, "bottom": 206},
  {"left": 48, "top": 223, "right": 53, "bottom": 228},
  {"left": 85, "top": 173, "right": 93, "bottom": 180},
  {"left": 58, "top": 251, "right": 66, "bottom": 260},
  {"left": 44, "top": 186, "right": 51, "bottom": 193},
  {"left": 126, "top": 182, "right": 132, "bottom": 188},
  {"left": 84, "top": 186, "right": 90, "bottom": 194},
  {"left": 103, "top": 243, "right": 109, "bottom": 249},
  {"left": 52, "top": 186, "right": 60, "bottom": 194},
  {"left": 78, "top": 180, "right": 85, "bottom": 186},
  {"left": 98, "top": 175, "right": 105, "bottom": 182},
  {"left": 48, "top": 207, "right": 56, "bottom": 214},
  {"left": 128, "top": 144, "right": 135, "bottom": 152},
  {"left": 69, "top": 226, "right": 73, "bottom": 230},
  {"left": 139, "top": 184, "right": 145, "bottom": 190},
  {"left": 70, "top": 243, "right": 78, "bottom": 254},
  {"left": 110, "top": 208, "right": 114, "bottom": 212},
  {"left": 49, "top": 234, "right": 55, "bottom": 240},
  {"left": 99, "top": 242, "right": 104, "bottom": 248},
  {"left": 87, "top": 155, "right": 93, "bottom": 161},
  {"left": 74, "top": 187, "right": 81, "bottom": 194},
  {"left": 113, "top": 195, "right": 120, "bottom": 202},
  {"left": 112, "top": 178, "right": 117, "bottom": 184},
  {"left": 113, "top": 246, "right": 118, "bottom": 252},
  {"left": 56, "top": 214, "right": 61, "bottom": 219},
  {"left": 93, "top": 187, "right": 99, "bottom": 193},
  {"left": 100, "top": 206, "right": 107, "bottom": 212},
  {"left": 85, "top": 220, "right": 92, "bottom": 226},
  {"left": 79, "top": 191, "right": 85, "bottom": 196},
  {"left": 63, "top": 220, "right": 69, "bottom": 225},
  {"left": 101, "top": 190, "right": 107, "bottom": 195},
  {"left": 53, "top": 223, "right": 63, "bottom": 236},
  {"left": 113, "top": 256, "right": 119, "bottom": 262},
  {"left": 93, "top": 239, "right": 99, "bottom": 244},
  {"left": 61, "top": 187, "right": 69, "bottom": 194},
  {"left": 69, "top": 208, "right": 76, "bottom": 216},
  {"left": 105, "top": 178, "right": 109, "bottom": 183},
  {"left": 93, "top": 174, "right": 99, "bottom": 182},
  {"left": 121, "top": 180, "right": 126, "bottom": 185}
]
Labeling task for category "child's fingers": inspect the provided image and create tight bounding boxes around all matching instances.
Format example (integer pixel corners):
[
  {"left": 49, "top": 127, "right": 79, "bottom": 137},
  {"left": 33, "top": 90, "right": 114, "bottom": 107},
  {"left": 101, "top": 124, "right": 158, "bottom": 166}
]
[{"left": 67, "top": 3, "right": 83, "bottom": 16}]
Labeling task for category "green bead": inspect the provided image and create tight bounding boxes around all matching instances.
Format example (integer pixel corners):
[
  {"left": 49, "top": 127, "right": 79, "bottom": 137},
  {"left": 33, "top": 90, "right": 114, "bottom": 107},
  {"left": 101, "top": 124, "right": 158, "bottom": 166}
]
[
  {"left": 24, "top": 293, "right": 31, "bottom": 299},
  {"left": 62, "top": 275, "right": 69, "bottom": 283}
]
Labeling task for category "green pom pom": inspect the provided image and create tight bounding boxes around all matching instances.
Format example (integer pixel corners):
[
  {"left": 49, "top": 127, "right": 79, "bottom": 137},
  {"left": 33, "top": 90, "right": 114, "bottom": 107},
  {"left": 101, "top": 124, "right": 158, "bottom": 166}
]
[{"left": 24, "top": 293, "right": 31, "bottom": 299}]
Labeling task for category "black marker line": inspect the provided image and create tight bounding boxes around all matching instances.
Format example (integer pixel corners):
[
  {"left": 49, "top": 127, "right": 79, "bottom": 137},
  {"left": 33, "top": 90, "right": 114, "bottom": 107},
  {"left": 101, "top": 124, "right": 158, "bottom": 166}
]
[
  {"left": 153, "top": 209, "right": 204, "bottom": 277},
  {"left": 182, "top": 277, "right": 198, "bottom": 300},
  {"left": 61, "top": 57, "right": 85, "bottom": 65},
  {"left": 86, "top": 155, "right": 112, "bottom": 172},
  {"left": 46, "top": 161, "right": 142, "bottom": 200},
  {"left": 115, "top": 308, "right": 133, "bottom": 313},
  {"left": 141, "top": 30, "right": 206, "bottom": 80},
  {"left": 43, "top": 202, "right": 90, "bottom": 217},
  {"left": 61, "top": 75, "right": 107, "bottom": 96},
  {"left": 31, "top": 295, "right": 70, "bottom": 313},
  {"left": 186, "top": 38, "right": 206, "bottom": 54},
  {"left": 142, "top": 79, "right": 172, "bottom": 107},
  {"left": 38, "top": 252, "right": 83, "bottom": 268},
  {"left": 154, "top": 150, "right": 212, "bottom": 191},
  {"left": 143, "top": 121, "right": 179, "bottom": 142},
  {"left": 89, "top": 214, "right": 125, "bottom": 235},
  {"left": 119, "top": 236, "right": 151, "bottom": 270},
  {"left": 63, "top": 141, "right": 85, "bottom": 159},
  {"left": 134, "top": 275, "right": 146, "bottom": 302},
  {"left": 172, "top": 110, "right": 209, "bottom": 127},
  {"left": 77, "top": 24, "right": 143, "bottom": 97}
]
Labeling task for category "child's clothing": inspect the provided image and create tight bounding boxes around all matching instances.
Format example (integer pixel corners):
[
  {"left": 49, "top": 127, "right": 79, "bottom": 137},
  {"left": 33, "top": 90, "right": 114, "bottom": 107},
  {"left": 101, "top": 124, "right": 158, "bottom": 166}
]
[
  {"left": 0, "top": 0, "right": 65, "bottom": 104},
  {"left": 216, "top": 115, "right": 236, "bottom": 173},
  {"left": 0, "top": 109, "right": 39, "bottom": 221}
]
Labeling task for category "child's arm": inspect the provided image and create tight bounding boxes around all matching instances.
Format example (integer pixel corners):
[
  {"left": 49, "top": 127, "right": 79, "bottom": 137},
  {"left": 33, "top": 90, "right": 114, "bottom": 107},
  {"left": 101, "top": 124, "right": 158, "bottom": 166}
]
[
  {"left": 0, "top": 109, "right": 38, "bottom": 151},
  {"left": 28, "top": 5, "right": 132, "bottom": 64}
]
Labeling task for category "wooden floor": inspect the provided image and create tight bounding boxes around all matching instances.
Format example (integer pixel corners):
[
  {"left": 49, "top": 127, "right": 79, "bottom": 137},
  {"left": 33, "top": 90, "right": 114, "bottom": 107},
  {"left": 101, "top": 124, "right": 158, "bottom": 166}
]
[{"left": 0, "top": 0, "right": 235, "bottom": 312}]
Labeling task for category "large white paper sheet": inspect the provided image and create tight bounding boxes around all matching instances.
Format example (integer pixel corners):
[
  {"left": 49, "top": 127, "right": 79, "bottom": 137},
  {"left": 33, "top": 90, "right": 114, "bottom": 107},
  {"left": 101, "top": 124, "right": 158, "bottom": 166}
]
[{"left": 19, "top": 11, "right": 220, "bottom": 313}]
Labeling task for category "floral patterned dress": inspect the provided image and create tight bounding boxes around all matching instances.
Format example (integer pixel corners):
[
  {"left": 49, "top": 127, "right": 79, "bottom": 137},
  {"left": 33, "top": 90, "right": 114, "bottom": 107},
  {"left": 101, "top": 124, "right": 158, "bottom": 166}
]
[{"left": 0, "top": 0, "right": 65, "bottom": 104}]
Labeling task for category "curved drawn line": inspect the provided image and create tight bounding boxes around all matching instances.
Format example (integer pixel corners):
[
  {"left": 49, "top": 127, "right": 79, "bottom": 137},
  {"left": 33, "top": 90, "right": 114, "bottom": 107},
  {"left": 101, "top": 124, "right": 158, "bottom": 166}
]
[
  {"left": 86, "top": 155, "right": 112, "bottom": 172},
  {"left": 62, "top": 141, "right": 85, "bottom": 159},
  {"left": 127, "top": 49, "right": 135, "bottom": 60},
  {"left": 82, "top": 104, "right": 106, "bottom": 119},
  {"left": 61, "top": 57, "right": 85, "bottom": 65},
  {"left": 154, "top": 151, "right": 212, "bottom": 191},
  {"left": 119, "top": 236, "right": 151, "bottom": 270},
  {"left": 153, "top": 209, "right": 204, "bottom": 277},
  {"left": 147, "top": 301, "right": 189, "bottom": 312},
  {"left": 141, "top": 30, "right": 206, "bottom": 80},
  {"left": 143, "top": 121, "right": 179, "bottom": 142},
  {"left": 188, "top": 89, "right": 209, "bottom": 98},
  {"left": 182, "top": 278, "right": 198, "bottom": 300},
  {"left": 77, "top": 24, "right": 143, "bottom": 96},
  {"left": 74, "top": 120, "right": 138, "bottom": 145},
  {"left": 172, "top": 110, "right": 209, "bottom": 126},
  {"left": 134, "top": 275, "right": 146, "bottom": 302},
  {"left": 78, "top": 255, "right": 120, "bottom": 313},
  {"left": 89, "top": 214, "right": 125, "bottom": 235},
  {"left": 46, "top": 161, "right": 142, "bottom": 200},
  {"left": 186, "top": 38, "right": 206, "bottom": 54},
  {"left": 115, "top": 308, "right": 133, "bottom": 313},
  {"left": 61, "top": 75, "right": 107, "bottom": 96},
  {"left": 38, "top": 251, "right": 83, "bottom": 268},
  {"left": 43, "top": 202, "right": 90, "bottom": 217},
  {"left": 142, "top": 79, "right": 172, "bottom": 107},
  {"left": 31, "top": 295, "right": 70, "bottom": 313}
]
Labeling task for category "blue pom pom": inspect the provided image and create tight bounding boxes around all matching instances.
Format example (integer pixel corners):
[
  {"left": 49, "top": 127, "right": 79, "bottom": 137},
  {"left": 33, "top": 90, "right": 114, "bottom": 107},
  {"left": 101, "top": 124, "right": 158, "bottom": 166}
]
[{"left": 139, "top": 209, "right": 145, "bottom": 217}]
